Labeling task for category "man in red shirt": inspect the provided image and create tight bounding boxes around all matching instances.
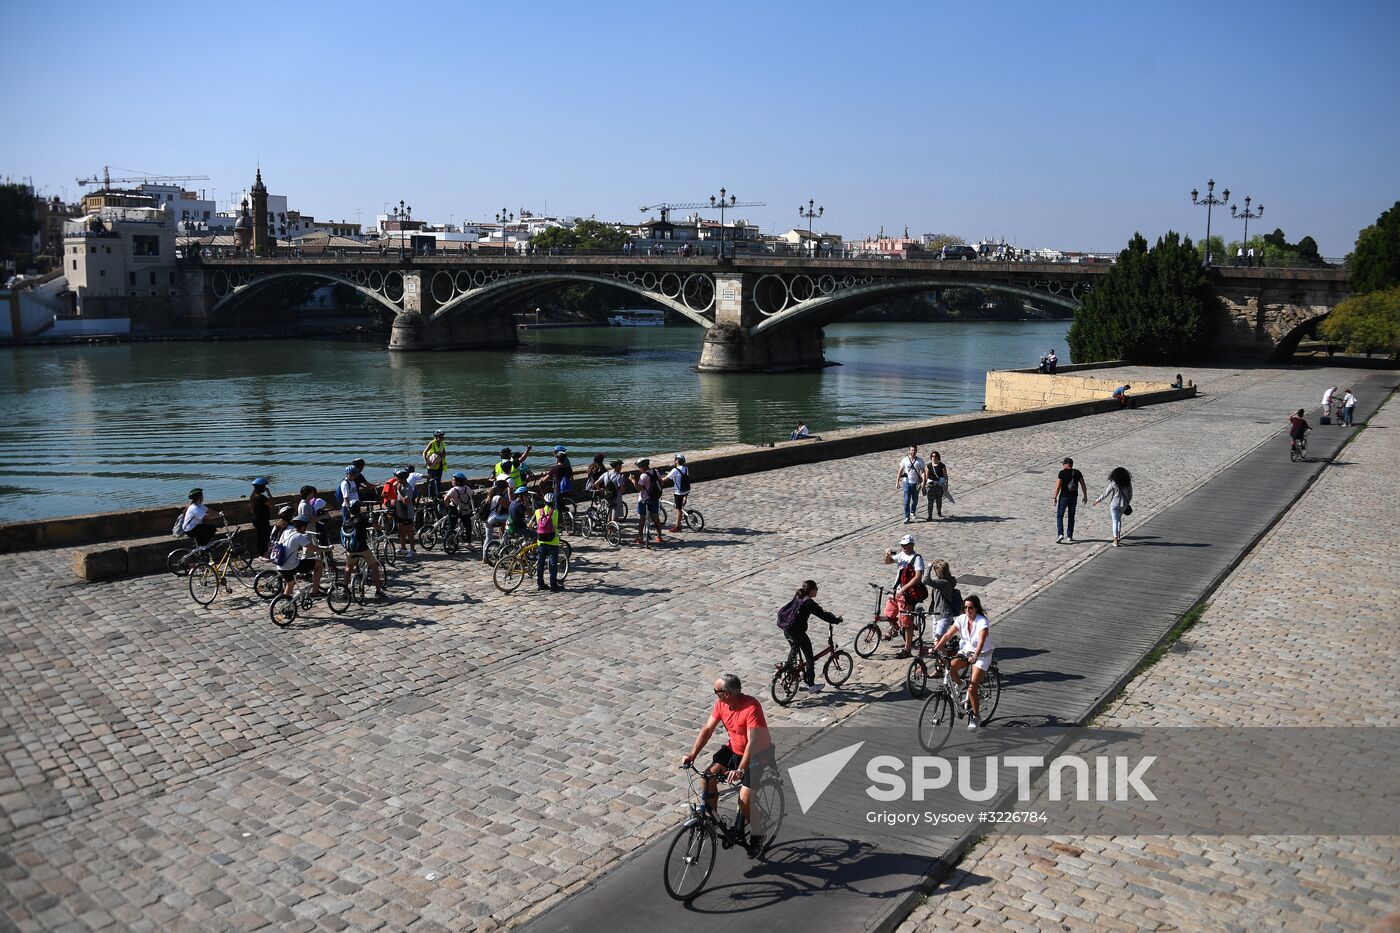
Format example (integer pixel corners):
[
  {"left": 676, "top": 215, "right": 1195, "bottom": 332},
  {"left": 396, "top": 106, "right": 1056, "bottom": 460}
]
[{"left": 682, "top": 673, "right": 772, "bottom": 857}]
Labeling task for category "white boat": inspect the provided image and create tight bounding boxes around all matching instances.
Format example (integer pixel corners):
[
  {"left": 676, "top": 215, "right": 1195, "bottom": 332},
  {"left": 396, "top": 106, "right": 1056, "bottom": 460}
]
[{"left": 607, "top": 309, "right": 666, "bottom": 327}]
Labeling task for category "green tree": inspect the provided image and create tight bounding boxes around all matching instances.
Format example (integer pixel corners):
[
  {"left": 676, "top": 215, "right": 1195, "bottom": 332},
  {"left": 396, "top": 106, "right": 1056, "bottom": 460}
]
[
  {"left": 0, "top": 183, "right": 39, "bottom": 263},
  {"left": 1319, "top": 286, "right": 1400, "bottom": 355},
  {"left": 1347, "top": 201, "right": 1400, "bottom": 295},
  {"left": 530, "top": 219, "right": 631, "bottom": 253},
  {"left": 1067, "top": 231, "right": 1220, "bottom": 363},
  {"left": 922, "top": 233, "right": 965, "bottom": 253}
]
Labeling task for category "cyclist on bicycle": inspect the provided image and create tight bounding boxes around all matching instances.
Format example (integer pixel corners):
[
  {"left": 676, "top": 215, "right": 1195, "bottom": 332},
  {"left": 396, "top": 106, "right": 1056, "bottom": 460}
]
[
  {"left": 929, "top": 594, "right": 994, "bottom": 730},
  {"left": 443, "top": 471, "right": 472, "bottom": 542},
  {"left": 340, "top": 502, "right": 386, "bottom": 599},
  {"left": 782, "top": 580, "right": 843, "bottom": 693},
  {"left": 665, "top": 453, "right": 691, "bottom": 533},
  {"left": 481, "top": 479, "right": 511, "bottom": 562},
  {"left": 507, "top": 485, "right": 533, "bottom": 542},
  {"left": 180, "top": 488, "right": 225, "bottom": 547},
  {"left": 550, "top": 446, "right": 574, "bottom": 499},
  {"left": 601, "top": 458, "right": 627, "bottom": 522},
  {"left": 1288, "top": 408, "right": 1310, "bottom": 451},
  {"left": 634, "top": 458, "right": 666, "bottom": 546},
  {"left": 681, "top": 673, "right": 772, "bottom": 858},
  {"left": 273, "top": 515, "right": 331, "bottom": 597},
  {"left": 882, "top": 534, "right": 927, "bottom": 660}
]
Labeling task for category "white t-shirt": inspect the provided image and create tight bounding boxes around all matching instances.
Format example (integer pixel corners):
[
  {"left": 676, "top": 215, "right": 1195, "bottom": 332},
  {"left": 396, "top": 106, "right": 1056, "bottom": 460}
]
[
  {"left": 180, "top": 503, "right": 207, "bottom": 532},
  {"left": 444, "top": 485, "right": 470, "bottom": 510},
  {"left": 666, "top": 465, "right": 690, "bottom": 494},
  {"left": 275, "top": 529, "right": 312, "bottom": 571},
  {"left": 899, "top": 456, "right": 925, "bottom": 485},
  {"left": 406, "top": 472, "right": 429, "bottom": 495},
  {"left": 1322, "top": 388, "right": 1335, "bottom": 407},
  {"left": 894, "top": 550, "right": 925, "bottom": 578},
  {"left": 339, "top": 478, "right": 359, "bottom": 506},
  {"left": 1343, "top": 392, "right": 1357, "bottom": 408},
  {"left": 955, "top": 612, "right": 993, "bottom": 657},
  {"left": 602, "top": 469, "right": 626, "bottom": 498},
  {"left": 295, "top": 499, "right": 319, "bottom": 531}
]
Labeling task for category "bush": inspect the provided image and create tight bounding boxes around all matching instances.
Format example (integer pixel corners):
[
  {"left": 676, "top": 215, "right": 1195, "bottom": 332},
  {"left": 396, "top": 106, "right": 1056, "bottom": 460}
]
[
  {"left": 1067, "top": 232, "right": 1220, "bottom": 363},
  {"left": 1319, "top": 287, "right": 1400, "bottom": 356}
]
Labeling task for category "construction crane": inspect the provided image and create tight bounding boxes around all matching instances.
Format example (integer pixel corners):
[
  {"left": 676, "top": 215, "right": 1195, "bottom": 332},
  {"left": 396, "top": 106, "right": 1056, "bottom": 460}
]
[
  {"left": 76, "top": 165, "right": 209, "bottom": 190},
  {"left": 640, "top": 196, "right": 766, "bottom": 223}
]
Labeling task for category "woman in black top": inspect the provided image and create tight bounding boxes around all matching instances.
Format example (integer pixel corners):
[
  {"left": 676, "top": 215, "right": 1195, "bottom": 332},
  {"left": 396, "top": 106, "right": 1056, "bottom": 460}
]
[
  {"left": 785, "top": 580, "right": 843, "bottom": 693},
  {"left": 249, "top": 478, "right": 272, "bottom": 555}
]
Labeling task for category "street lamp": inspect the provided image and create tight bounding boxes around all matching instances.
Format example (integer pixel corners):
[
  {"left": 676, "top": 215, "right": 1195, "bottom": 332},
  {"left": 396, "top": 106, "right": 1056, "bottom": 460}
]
[
  {"left": 397, "top": 199, "right": 413, "bottom": 261},
  {"left": 1190, "top": 179, "right": 1229, "bottom": 267},
  {"left": 1230, "top": 196, "right": 1264, "bottom": 266},
  {"left": 709, "top": 188, "right": 737, "bottom": 259},
  {"left": 799, "top": 199, "right": 823, "bottom": 256},
  {"left": 496, "top": 209, "right": 514, "bottom": 254}
]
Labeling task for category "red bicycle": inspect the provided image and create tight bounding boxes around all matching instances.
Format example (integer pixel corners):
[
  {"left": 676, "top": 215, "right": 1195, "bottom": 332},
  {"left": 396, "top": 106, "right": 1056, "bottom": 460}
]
[
  {"left": 853, "top": 582, "right": 926, "bottom": 658},
  {"left": 770, "top": 620, "right": 853, "bottom": 706}
]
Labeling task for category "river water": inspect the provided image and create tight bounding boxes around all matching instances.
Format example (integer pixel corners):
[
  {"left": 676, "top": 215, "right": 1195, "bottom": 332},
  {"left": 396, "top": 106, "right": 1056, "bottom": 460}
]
[{"left": 0, "top": 320, "right": 1069, "bottom": 522}]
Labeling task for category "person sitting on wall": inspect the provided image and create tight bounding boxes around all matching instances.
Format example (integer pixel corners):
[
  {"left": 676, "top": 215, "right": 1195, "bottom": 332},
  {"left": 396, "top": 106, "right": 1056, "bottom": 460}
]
[
  {"left": 1112, "top": 384, "right": 1133, "bottom": 408},
  {"left": 1171, "top": 374, "right": 1184, "bottom": 389},
  {"left": 789, "top": 421, "right": 810, "bottom": 441}
]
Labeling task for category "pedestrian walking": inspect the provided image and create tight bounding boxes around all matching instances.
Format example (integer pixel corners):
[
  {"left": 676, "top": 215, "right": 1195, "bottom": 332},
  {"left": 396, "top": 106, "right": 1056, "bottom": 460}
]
[
  {"left": 882, "top": 534, "right": 927, "bottom": 659},
  {"left": 1342, "top": 388, "right": 1357, "bottom": 426},
  {"left": 1092, "top": 467, "right": 1133, "bottom": 547},
  {"left": 1322, "top": 385, "right": 1337, "bottom": 424},
  {"left": 249, "top": 478, "right": 272, "bottom": 556},
  {"left": 896, "top": 445, "right": 925, "bottom": 524},
  {"left": 1247, "top": 246, "right": 1256, "bottom": 267},
  {"left": 1053, "top": 457, "right": 1087, "bottom": 544},
  {"left": 925, "top": 560, "right": 959, "bottom": 640},
  {"left": 1235, "top": 246, "right": 1245, "bottom": 267},
  {"left": 922, "top": 451, "right": 954, "bottom": 520}
]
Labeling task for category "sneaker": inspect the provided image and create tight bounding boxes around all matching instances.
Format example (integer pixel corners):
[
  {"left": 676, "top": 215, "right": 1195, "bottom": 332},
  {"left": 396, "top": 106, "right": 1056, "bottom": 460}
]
[
  {"left": 550, "top": 583, "right": 565, "bottom": 592},
  {"left": 536, "top": 584, "right": 550, "bottom": 591},
  {"left": 668, "top": 526, "right": 682, "bottom": 533},
  {"left": 406, "top": 549, "right": 417, "bottom": 559},
  {"left": 967, "top": 715, "right": 980, "bottom": 731},
  {"left": 1065, "top": 537, "right": 1075, "bottom": 545},
  {"left": 745, "top": 835, "right": 766, "bottom": 859},
  {"left": 805, "top": 684, "right": 823, "bottom": 693},
  {"left": 894, "top": 650, "right": 912, "bottom": 660},
  {"left": 374, "top": 588, "right": 387, "bottom": 599},
  {"left": 1056, "top": 534, "right": 1064, "bottom": 543},
  {"left": 903, "top": 518, "right": 912, "bottom": 524},
  {"left": 1112, "top": 540, "right": 1121, "bottom": 547}
]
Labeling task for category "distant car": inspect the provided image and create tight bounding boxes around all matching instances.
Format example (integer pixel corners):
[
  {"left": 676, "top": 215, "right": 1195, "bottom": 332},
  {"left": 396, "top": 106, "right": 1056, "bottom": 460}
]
[{"left": 939, "top": 245, "right": 977, "bottom": 261}]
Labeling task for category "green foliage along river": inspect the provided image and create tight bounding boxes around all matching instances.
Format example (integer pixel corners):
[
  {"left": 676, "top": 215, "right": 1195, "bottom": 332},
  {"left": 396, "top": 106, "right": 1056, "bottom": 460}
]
[{"left": 0, "top": 320, "right": 1069, "bottom": 522}]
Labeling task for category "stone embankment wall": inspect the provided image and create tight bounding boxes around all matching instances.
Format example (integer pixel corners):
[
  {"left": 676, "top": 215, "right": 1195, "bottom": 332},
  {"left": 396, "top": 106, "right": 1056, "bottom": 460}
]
[{"left": 985, "top": 361, "right": 1179, "bottom": 412}]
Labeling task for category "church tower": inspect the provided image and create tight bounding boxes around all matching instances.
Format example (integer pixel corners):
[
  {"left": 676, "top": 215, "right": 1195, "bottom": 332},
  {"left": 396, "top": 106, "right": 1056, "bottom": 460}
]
[{"left": 250, "top": 167, "right": 270, "bottom": 255}]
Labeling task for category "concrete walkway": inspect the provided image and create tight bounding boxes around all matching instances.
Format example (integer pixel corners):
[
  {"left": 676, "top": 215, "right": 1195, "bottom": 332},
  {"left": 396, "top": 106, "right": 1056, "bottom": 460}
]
[{"left": 0, "top": 365, "right": 1392, "bottom": 931}]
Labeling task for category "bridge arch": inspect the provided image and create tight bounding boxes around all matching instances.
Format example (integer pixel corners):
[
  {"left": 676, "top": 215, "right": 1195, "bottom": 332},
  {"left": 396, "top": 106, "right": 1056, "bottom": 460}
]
[
  {"left": 427, "top": 271, "right": 714, "bottom": 328},
  {"left": 208, "top": 269, "right": 402, "bottom": 318},
  {"left": 749, "top": 277, "right": 1083, "bottom": 337}
]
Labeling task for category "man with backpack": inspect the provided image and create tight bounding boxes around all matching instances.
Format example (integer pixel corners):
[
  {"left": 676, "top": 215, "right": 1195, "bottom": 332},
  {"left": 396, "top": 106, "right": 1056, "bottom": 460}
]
[
  {"left": 443, "top": 471, "right": 473, "bottom": 547},
  {"left": 272, "top": 515, "right": 331, "bottom": 597},
  {"left": 480, "top": 479, "right": 511, "bottom": 562},
  {"left": 601, "top": 458, "right": 628, "bottom": 522},
  {"left": 882, "top": 534, "right": 927, "bottom": 659},
  {"left": 665, "top": 453, "right": 691, "bottom": 532},
  {"left": 776, "top": 580, "right": 843, "bottom": 693},
  {"left": 533, "top": 492, "right": 564, "bottom": 592},
  {"left": 633, "top": 458, "right": 665, "bottom": 546},
  {"left": 384, "top": 468, "right": 418, "bottom": 559},
  {"left": 1053, "top": 457, "right": 1088, "bottom": 544},
  {"left": 177, "top": 488, "right": 225, "bottom": 547},
  {"left": 340, "top": 502, "right": 386, "bottom": 599}
]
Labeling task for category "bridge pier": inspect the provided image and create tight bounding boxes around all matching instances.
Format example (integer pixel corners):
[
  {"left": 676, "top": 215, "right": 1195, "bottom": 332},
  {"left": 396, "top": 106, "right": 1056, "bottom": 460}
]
[
  {"left": 697, "top": 323, "right": 828, "bottom": 372},
  {"left": 388, "top": 270, "right": 518, "bottom": 352}
]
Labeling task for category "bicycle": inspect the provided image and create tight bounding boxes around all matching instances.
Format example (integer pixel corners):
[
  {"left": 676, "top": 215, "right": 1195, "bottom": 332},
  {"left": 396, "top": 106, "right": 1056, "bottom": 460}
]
[
  {"left": 187, "top": 525, "right": 253, "bottom": 607},
  {"left": 417, "top": 510, "right": 470, "bottom": 554},
  {"left": 578, "top": 495, "right": 624, "bottom": 548},
  {"left": 672, "top": 493, "right": 705, "bottom": 532},
  {"left": 493, "top": 537, "right": 573, "bottom": 592},
  {"left": 770, "top": 620, "right": 853, "bottom": 706},
  {"left": 1290, "top": 433, "right": 1308, "bottom": 462},
  {"left": 662, "top": 762, "right": 786, "bottom": 901},
  {"left": 326, "top": 550, "right": 381, "bottom": 612},
  {"left": 268, "top": 555, "right": 336, "bottom": 627},
  {"left": 168, "top": 523, "right": 251, "bottom": 578},
  {"left": 916, "top": 653, "right": 1003, "bottom": 751},
  {"left": 853, "top": 583, "right": 926, "bottom": 659}
]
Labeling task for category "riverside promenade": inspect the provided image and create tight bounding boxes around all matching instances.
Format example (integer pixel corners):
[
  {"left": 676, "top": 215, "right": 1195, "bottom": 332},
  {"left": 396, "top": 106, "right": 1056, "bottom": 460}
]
[{"left": 1, "top": 365, "right": 1394, "bottom": 931}]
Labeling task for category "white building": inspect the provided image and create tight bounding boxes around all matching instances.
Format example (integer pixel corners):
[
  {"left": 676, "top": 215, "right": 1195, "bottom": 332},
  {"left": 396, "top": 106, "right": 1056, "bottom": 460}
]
[
  {"left": 62, "top": 207, "right": 178, "bottom": 314},
  {"left": 135, "top": 183, "right": 217, "bottom": 232}
]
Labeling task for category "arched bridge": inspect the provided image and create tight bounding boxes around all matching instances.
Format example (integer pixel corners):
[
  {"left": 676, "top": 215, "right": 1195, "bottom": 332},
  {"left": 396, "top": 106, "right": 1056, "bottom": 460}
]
[{"left": 185, "top": 254, "right": 1348, "bottom": 370}]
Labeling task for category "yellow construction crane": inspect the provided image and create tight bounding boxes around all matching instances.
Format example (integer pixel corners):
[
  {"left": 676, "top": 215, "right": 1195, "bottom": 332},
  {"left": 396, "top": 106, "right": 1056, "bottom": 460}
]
[
  {"left": 640, "top": 197, "right": 765, "bottom": 223},
  {"left": 76, "top": 165, "right": 210, "bottom": 190}
]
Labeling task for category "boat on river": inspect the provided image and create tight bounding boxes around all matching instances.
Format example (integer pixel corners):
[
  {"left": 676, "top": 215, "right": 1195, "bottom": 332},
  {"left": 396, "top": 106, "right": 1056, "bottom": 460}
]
[{"left": 607, "top": 309, "right": 665, "bottom": 327}]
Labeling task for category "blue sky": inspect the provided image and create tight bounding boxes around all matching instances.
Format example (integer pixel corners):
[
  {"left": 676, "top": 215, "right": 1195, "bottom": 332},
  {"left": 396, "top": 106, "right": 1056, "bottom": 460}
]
[{"left": 6, "top": 0, "right": 1398, "bottom": 254}]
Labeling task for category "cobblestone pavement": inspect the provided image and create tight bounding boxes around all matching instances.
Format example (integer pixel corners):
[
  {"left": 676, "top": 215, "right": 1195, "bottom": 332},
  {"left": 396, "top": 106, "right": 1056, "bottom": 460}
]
[
  {"left": 900, "top": 389, "right": 1400, "bottom": 933},
  {"left": 0, "top": 365, "right": 1385, "bottom": 931}
]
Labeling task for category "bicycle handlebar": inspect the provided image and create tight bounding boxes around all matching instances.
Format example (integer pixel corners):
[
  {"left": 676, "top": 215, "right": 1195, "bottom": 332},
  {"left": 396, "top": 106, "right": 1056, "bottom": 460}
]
[{"left": 681, "top": 761, "right": 744, "bottom": 783}]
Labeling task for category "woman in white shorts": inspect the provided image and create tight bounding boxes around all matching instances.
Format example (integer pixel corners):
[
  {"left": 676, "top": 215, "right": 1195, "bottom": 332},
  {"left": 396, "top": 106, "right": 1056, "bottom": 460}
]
[{"left": 931, "top": 594, "right": 994, "bottom": 729}]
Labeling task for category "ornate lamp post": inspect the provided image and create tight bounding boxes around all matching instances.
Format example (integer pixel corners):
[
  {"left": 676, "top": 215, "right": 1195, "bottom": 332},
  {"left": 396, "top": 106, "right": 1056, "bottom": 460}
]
[
  {"left": 1190, "top": 179, "right": 1229, "bottom": 267},
  {"left": 1230, "top": 196, "right": 1264, "bottom": 266},
  {"left": 495, "top": 208, "right": 514, "bottom": 254},
  {"left": 799, "top": 199, "right": 823, "bottom": 255},
  {"left": 396, "top": 200, "right": 413, "bottom": 261},
  {"left": 709, "top": 188, "right": 737, "bottom": 259}
]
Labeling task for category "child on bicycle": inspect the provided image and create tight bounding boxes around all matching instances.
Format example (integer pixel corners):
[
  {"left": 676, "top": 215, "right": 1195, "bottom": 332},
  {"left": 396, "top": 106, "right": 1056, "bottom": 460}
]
[{"left": 779, "top": 580, "right": 843, "bottom": 693}]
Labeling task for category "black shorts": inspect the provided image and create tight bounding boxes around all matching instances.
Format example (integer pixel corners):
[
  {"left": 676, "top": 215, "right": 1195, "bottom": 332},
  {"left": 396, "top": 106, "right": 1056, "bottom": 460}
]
[
  {"left": 710, "top": 745, "right": 750, "bottom": 786},
  {"left": 278, "top": 563, "right": 314, "bottom": 581}
]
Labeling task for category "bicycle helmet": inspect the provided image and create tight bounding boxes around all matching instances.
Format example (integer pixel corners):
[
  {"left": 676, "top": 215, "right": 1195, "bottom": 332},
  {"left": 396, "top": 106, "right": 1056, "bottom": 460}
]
[
  {"left": 674, "top": 454, "right": 686, "bottom": 463},
  {"left": 434, "top": 430, "right": 445, "bottom": 438},
  {"left": 609, "top": 459, "right": 623, "bottom": 468},
  {"left": 394, "top": 467, "right": 410, "bottom": 478},
  {"left": 188, "top": 488, "right": 203, "bottom": 500},
  {"left": 500, "top": 447, "right": 512, "bottom": 458},
  {"left": 553, "top": 444, "right": 566, "bottom": 454},
  {"left": 344, "top": 466, "right": 357, "bottom": 476},
  {"left": 277, "top": 506, "right": 294, "bottom": 520},
  {"left": 252, "top": 477, "right": 268, "bottom": 487},
  {"left": 452, "top": 471, "right": 467, "bottom": 481},
  {"left": 513, "top": 486, "right": 528, "bottom": 495},
  {"left": 352, "top": 458, "right": 365, "bottom": 468},
  {"left": 899, "top": 534, "right": 915, "bottom": 546},
  {"left": 636, "top": 457, "right": 650, "bottom": 467},
  {"left": 543, "top": 492, "right": 556, "bottom": 503},
  {"left": 291, "top": 516, "right": 309, "bottom": 527}
]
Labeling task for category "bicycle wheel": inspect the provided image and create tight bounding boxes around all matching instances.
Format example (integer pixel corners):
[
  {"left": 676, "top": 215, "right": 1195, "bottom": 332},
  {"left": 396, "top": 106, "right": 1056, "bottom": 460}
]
[
  {"left": 684, "top": 508, "right": 705, "bottom": 532},
  {"left": 906, "top": 658, "right": 930, "bottom": 698},
  {"left": 418, "top": 524, "right": 439, "bottom": 551},
  {"left": 228, "top": 542, "right": 254, "bottom": 574},
  {"left": 484, "top": 537, "right": 506, "bottom": 565},
  {"left": 269, "top": 594, "right": 298, "bottom": 627},
  {"left": 853, "top": 623, "right": 882, "bottom": 659},
  {"left": 752, "top": 773, "right": 786, "bottom": 858},
  {"left": 326, "top": 572, "right": 354, "bottom": 614},
  {"left": 604, "top": 521, "right": 622, "bottom": 548},
  {"left": 166, "top": 548, "right": 193, "bottom": 576},
  {"left": 917, "top": 690, "right": 955, "bottom": 752},
  {"left": 662, "top": 821, "right": 715, "bottom": 901},
  {"left": 352, "top": 571, "right": 367, "bottom": 605},
  {"left": 188, "top": 564, "right": 220, "bottom": 607},
  {"left": 253, "top": 569, "right": 281, "bottom": 601},
  {"left": 823, "top": 650, "right": 854, "bottom": 687},
  {"left": 381, "top": 537, "right": 398, "bottom": 567},
  {"left": 443, "top": 529, "right": 461, "bottom": 555},
  {"left": 493, "top": 554, "right": 528, "bottom": 593},
  {"left": 770, "top": 666, "right": 800, "bottom": 707},
  {"left": 556, "top": 547, "right": 571, "bottom": 581},
  {"left": 657, "top": 502, "right": 670, "bottom": 527},
  {"left": 1290, "top": 444, "right": 1302, "bottom": 462},
  {"left": 974, "top": 665, "right": 1002, "bottom": 724}
]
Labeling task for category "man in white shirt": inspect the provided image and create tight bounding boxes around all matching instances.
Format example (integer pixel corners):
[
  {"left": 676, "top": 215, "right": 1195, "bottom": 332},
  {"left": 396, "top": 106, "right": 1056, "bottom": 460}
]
[
  {"left": 882, "top": 533, "right": 926, "bottom": 659},
  {"left": 339, "top": 466, "right": 360, "bottom": 509},
  {"left": 275, "top": 516, "right": 330, "bottom": 596},
  {"left": 601, "top": 458, "right": 628, "bottom": 522},
  {"left": 895, "top": 446, "right": 925, "bottom": 524}
]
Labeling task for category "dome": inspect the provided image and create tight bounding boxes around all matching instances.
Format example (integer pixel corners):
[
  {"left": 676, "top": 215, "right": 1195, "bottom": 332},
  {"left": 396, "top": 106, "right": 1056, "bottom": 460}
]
[{"left": 233, "top": 199, "right": 253, "bottom": 231}]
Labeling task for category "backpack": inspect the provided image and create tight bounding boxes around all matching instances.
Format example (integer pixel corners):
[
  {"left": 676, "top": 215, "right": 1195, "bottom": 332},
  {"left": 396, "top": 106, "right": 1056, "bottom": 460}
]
[
  {"left": 645, "top": 469, "right": 664, "bottom": 500},
  {"left": 340, "top": 519, "right": 366, "bottom": 554},
  {"left": 950, "top": 587, "right": 964, "bottom": 617},
  {"left": 675, "top": 465, "right": 691, "bottom": 496},
  {"left": 776, "top": 595, "right": 804, "bottom": 631},
  {"left": 171, "top": 509, "right": 186, "bottom": 538},
  {"left": 267, "top": 532, "right": 290, "bottom": 566},
  {"left": 898, "top": 557, "right": 928, "bottom": 603},
  {"left": 535, "top": 507, "right": 555, "bottom": 537}
]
